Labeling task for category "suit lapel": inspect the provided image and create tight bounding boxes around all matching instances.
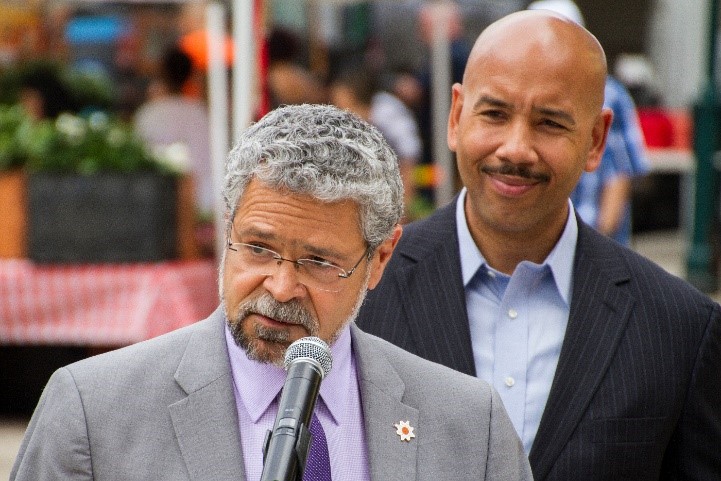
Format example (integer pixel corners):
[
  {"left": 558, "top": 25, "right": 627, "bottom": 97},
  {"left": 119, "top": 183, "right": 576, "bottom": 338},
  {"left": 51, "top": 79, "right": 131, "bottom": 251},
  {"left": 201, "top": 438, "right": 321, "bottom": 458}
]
[
  {"left": 396, "top": 202, "right": 476, "bottom": 375},
  {"left": 352, "top": 325, "right": 419, "bottom": 480},
  {"left": 169, "top": 310, "right": 246, "bottom": 481},
  {"left": 530, "top": 224, "right": 635, "bottom": 480}
]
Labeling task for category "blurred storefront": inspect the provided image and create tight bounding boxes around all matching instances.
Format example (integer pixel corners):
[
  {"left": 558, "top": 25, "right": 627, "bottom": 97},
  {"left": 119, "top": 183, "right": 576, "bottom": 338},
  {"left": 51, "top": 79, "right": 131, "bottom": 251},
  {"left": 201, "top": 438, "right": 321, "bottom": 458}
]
[{"left": 0, "top": 1, "right": 44, "bottom": 65}]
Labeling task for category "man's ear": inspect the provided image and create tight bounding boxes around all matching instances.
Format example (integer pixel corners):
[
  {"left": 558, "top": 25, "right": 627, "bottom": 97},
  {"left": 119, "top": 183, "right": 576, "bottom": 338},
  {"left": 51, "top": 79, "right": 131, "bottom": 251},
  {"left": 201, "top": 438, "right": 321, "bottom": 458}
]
[
  {"left": 447, "top": 83, "right": 464, "bottom": 153},
  {"left": 585, "top": 107, "right": 613, "bottom": 172},
  {"left": 367, "top": 224, "right": 402, "bottom": 290}
]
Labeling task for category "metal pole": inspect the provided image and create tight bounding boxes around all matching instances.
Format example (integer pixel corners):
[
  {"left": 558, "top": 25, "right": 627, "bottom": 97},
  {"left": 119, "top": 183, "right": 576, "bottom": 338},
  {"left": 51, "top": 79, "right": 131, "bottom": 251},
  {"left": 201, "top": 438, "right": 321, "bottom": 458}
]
[
  {"left": 207, "top": 2, "right": 230, "bottom": 259},
  {"left": 232, "top": 0, "right": 255, "bottom": 143},
  {"left": 430, "top": 4, "right": 454, "bottom": 208},
  {"left": 687, "top": 0, "right": 720, "bottom": 292}
]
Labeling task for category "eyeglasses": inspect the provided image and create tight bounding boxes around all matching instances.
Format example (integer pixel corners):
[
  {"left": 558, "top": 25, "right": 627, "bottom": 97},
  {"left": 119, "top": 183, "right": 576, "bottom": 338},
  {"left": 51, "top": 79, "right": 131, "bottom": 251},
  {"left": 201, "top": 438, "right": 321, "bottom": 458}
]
[{"left": 227, "top": 237, "right": 372, "bottom": 293}]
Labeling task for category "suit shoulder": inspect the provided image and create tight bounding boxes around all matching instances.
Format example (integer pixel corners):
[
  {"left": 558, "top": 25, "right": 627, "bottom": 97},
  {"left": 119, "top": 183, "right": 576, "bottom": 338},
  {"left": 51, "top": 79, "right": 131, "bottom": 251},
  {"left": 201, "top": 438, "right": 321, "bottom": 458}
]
[
  {"left": 609, "top": 236, "right": 712, "bottom": 302},
  {"left": 65, "top": 315, "right": 216, "bottom": 383},
  {"left": 401, "top": 201, "right": 457, "bottom": 242},
  {"left": 384, "top": 202, "right": 458, "bottom": 272},
  {"left": 579, "top": 226, "right": 719, "bottom": 321}
]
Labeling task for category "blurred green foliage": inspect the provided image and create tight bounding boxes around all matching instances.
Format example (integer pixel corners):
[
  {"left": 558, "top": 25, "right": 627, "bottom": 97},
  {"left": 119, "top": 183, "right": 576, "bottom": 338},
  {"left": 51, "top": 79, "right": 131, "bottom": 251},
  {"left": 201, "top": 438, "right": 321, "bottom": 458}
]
[
  {"left": 25, "top": 112, "right": 164, "bottom": 174},
  {"left": 0, "top": 105, "right": 172, "bottom": 174},
  {"left": 0, "top": 60, "right": 179, "bottom": 174},
  {"left": 0, "top": 105, "right": 34, "bottom": 170},
  {"left": 0, "top": 59, "right": 115, "bottom": 114}
]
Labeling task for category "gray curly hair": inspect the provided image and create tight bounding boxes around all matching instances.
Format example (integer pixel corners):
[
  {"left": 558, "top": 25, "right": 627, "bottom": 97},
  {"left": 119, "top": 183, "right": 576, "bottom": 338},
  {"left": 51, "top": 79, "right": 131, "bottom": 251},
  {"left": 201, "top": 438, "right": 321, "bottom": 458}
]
[{"left": 223, "top": 104, "right": 403, "bottom": 249}]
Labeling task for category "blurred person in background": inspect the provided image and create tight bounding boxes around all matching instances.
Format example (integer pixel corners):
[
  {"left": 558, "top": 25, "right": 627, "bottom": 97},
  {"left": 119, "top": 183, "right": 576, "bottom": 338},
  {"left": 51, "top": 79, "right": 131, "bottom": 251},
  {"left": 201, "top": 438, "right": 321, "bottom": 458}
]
[
  {"left": 415, "top": 0, "right": 470, "bottom": 167},
  {"left": 383, "top": 0, "right": 470, "bottom": 208},
  {"left": 574, "top": 74, "right": 650, "bottom": 244},
  {"left": 266, "top": 27, "right": 327, "bottom": 108},
  {"left": 329, "top": 63, "right": 422, "bottom": 220},
  {"left": 357, "top": 9, "right": 721, "bottom": 480},
  {"left": 529, "top": 0, "right": 650, "bottom": 246},
  {"left": 134, "top": 45, "right": 212, "bottom": 221},
  {"left": 18, "top": 63, "right": 74, "bottom": 121}
]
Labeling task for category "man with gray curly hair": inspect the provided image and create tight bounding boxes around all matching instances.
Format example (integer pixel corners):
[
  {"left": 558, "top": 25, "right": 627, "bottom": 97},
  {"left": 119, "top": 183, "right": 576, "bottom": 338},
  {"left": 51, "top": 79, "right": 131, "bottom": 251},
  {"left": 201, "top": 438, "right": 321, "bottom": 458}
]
[
  {"left": 222, "top": 103, "right": 403, "bottom": 250},
  {"left": 12, "top": 104, "right": 531, "bottom": 481}
]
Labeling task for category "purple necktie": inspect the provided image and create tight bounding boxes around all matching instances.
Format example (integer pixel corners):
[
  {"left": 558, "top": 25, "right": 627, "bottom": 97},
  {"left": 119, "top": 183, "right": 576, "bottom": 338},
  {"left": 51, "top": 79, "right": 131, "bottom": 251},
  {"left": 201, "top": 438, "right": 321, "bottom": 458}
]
[{"left": 303, "top": 413, "right": 332, "bottom": 481}]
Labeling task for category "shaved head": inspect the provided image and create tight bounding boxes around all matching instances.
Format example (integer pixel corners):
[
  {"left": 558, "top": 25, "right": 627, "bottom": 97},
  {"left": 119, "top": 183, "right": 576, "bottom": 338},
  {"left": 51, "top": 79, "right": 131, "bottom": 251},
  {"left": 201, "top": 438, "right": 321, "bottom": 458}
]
[{"left": 465, "top": 10, "right": 607, "bottom": 113}]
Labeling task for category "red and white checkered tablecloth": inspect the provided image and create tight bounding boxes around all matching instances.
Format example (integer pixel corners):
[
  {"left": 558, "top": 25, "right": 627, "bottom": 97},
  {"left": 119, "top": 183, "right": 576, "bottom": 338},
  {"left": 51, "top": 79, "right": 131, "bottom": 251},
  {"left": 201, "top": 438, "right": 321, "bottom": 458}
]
[{"left": 0, "top": 259, "right": 219, "bottom": 346}]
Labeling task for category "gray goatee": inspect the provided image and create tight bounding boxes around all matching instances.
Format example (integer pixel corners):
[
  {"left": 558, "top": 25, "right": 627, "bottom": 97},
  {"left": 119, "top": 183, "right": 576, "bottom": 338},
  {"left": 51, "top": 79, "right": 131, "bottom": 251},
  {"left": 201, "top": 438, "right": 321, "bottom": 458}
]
[{"left": 226, "top": 293, "right": 319, "bottom": 366}]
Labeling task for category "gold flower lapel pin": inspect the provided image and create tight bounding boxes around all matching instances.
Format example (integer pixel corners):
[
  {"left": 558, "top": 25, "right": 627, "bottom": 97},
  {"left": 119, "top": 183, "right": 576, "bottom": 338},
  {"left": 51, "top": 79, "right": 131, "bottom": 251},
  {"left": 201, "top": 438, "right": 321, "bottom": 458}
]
[{"left": 394, "top": 420, "right": 415, "bottom": 442}]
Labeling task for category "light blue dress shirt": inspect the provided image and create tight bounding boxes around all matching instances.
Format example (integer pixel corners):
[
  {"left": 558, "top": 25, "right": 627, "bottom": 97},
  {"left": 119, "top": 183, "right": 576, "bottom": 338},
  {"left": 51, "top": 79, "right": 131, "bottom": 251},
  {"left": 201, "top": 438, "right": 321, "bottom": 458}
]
[
  {"left": 456, "top": 188, "right": 576, "bottom": 454},
  {"left": 225, "top": 323, "right": 370, "bottom": 481}
]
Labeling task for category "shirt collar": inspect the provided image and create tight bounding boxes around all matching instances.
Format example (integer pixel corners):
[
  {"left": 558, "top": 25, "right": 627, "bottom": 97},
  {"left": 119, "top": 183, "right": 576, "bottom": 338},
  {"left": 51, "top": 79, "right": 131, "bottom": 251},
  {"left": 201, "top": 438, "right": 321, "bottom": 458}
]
[
  {"left": 318, "top": 324, "right": 353, "bottom": 425},
  {"left": 224, "top": 320, "right": 354, "bottom": 426},
  {"left": 456, "top": 188, "right": 577, "bottom": 305},
  {"left": 457, "top": 188, "right": 483, "bottom": 286}
]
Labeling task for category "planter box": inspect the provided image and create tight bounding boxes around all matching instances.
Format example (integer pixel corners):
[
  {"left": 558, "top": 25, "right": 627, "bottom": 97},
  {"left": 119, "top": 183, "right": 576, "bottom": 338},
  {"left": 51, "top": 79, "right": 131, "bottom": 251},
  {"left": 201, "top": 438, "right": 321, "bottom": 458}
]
[
  {"left": 0, "top": 169, "right": 27, "bottom": 258},
  {"left": 28, "top": 172, "right": 178, "bottom": 263}
]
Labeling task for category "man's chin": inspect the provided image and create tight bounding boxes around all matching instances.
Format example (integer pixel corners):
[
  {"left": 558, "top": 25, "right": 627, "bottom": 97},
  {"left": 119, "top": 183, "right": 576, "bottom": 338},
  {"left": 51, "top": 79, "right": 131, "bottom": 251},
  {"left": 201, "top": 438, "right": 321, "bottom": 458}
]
[
  {"left": 246, "top": 340, "right": 288, "bottom": 367},
  {"left": 233, "top": 323, "right": 293, "bottom": 366}
]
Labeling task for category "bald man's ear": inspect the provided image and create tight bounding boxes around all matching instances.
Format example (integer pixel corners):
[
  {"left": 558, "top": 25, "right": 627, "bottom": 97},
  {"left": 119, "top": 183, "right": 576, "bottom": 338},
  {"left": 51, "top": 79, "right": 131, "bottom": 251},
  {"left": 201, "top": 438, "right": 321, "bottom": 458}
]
[
  {"left": 447, "top": 83, "right": 464, "bottom": 152},
  {"left": 584, "top": 107, "right": 613, "bottom": 172}
]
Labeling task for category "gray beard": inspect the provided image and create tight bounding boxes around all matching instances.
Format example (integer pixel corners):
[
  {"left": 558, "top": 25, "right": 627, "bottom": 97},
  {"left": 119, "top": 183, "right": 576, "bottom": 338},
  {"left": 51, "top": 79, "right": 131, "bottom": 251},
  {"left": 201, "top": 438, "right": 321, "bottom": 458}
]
[{"left": 224, "top": 277, "right": 368, "bottom": 366}]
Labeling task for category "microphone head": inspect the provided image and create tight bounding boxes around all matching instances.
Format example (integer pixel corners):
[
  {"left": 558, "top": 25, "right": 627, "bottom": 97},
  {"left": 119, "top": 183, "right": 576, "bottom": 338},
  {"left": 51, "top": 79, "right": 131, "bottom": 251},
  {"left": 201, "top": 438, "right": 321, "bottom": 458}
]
[{"left": 284, "top": 336, "right": 333, "bottom": 378}]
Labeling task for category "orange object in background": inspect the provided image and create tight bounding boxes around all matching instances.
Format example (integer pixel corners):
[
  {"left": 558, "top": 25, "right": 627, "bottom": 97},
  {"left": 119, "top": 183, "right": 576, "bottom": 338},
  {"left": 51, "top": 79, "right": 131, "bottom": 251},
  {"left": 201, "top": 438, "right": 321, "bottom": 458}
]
[
  {"left": 0, "top": 170, "right": 26, "bottom": 259},
  {"left": 178, "top": 29, "right": 234, "bottom": 71},
  {"left": 176, "top": 174, "right": 201, "bottom": 261}
]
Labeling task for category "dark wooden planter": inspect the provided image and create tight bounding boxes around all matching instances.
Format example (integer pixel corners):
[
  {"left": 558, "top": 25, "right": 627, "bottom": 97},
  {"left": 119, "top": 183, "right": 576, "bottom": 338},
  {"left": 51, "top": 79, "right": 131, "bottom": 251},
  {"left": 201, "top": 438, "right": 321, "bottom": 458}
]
[{"left": 28, "top": 172, "right": 179, "bottom": 263}]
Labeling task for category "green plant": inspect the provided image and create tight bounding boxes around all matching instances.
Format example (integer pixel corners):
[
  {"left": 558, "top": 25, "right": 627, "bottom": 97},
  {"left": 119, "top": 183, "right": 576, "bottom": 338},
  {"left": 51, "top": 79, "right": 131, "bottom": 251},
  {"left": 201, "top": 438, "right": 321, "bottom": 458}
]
[
  {"left": 0, "top": 59, "right": 115, "bottom": 114},
  {"left": 0, "top": 104, "right": 34, "bottom": 170},
  {"left": 25, "top": 112, "right": 177, "bottom": 175}
]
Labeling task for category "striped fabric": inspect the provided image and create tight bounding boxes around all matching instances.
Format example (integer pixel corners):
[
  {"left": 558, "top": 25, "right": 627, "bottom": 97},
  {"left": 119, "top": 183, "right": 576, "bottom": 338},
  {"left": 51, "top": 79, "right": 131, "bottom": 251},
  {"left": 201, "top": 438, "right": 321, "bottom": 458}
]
[{"left": 0, "top": 259, "right": 218, "bottom": 346}]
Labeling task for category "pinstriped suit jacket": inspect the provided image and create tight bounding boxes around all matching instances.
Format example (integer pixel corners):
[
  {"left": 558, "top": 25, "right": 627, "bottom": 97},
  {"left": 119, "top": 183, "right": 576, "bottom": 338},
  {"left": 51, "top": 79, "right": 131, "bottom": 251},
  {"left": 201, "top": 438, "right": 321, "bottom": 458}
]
[{"left": 356, "top": 200, "right": 721, "bottom": 481}]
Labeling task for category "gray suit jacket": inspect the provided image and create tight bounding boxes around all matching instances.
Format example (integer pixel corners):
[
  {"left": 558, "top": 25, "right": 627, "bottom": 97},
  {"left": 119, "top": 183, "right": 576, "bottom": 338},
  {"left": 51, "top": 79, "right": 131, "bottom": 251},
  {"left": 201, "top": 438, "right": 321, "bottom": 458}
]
[
  {"left": 11, "top": 309, "right": 532, "bottom": 480},
  {"left": 356, "top": 200, "right": 721, "bottom": 481}
]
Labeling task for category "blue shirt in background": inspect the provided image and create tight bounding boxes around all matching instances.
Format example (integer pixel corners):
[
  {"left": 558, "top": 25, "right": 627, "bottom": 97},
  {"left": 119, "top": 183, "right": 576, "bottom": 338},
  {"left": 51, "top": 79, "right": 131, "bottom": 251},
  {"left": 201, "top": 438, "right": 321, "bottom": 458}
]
[{"left": 571, "top": 75, "right": 649, "bottom": 245}]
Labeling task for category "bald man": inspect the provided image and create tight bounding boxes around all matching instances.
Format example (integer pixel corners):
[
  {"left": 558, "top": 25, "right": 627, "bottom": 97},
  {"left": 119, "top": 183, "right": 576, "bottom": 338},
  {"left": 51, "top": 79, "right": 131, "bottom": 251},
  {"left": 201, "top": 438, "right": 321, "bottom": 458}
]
[{"left": 357, "top": 11, "right": 721, "bottom": 481}]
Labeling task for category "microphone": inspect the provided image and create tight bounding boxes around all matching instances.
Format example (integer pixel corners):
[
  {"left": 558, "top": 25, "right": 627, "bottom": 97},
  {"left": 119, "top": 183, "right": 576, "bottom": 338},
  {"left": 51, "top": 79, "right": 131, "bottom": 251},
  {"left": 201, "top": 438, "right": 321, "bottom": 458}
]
[{"left": 260, "top": 336, "right": 333, "bottom": 481}]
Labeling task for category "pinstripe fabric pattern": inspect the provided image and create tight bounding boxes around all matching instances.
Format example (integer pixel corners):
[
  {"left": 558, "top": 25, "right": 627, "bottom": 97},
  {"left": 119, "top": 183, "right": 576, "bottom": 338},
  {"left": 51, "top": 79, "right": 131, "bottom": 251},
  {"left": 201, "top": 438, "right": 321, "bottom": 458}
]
[
  {"left": 361, "top": 201, "right": 476, "bottom": 376},
  {"left": 357, "top": 199, "right": 721, "bottom": 480}
]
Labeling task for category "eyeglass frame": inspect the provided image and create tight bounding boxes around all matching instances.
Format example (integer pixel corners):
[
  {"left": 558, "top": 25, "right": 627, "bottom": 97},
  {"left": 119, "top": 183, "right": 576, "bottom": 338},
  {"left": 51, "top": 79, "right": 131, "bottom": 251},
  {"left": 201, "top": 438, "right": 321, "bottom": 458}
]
[{"left": 225, "top": 226, "right": 373, "bottom": 289}]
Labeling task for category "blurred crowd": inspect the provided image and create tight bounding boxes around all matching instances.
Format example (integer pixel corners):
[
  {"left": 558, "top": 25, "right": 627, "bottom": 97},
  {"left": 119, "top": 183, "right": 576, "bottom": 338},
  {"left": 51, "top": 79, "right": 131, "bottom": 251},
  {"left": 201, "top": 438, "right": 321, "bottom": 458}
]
[{"left": 0, "top": 0, "right": 693, "bottom": 244}]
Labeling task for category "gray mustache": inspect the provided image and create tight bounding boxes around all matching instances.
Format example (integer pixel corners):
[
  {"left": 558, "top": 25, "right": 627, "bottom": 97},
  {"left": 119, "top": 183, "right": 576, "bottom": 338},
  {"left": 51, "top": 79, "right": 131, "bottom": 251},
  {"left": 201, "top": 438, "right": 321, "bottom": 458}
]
[{"left": 239, "top": 293, "right": 318, "bottom": 332}]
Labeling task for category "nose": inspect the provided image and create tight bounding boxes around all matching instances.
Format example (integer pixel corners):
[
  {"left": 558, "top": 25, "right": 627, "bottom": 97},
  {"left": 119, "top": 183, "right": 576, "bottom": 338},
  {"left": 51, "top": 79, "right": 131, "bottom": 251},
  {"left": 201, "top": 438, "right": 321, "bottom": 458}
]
[
  {"left": 262, "top": 260, "right": 306, "bottom": 302},
  {"left": 495, "top": 120, "right": 538, "bottom": 165}
]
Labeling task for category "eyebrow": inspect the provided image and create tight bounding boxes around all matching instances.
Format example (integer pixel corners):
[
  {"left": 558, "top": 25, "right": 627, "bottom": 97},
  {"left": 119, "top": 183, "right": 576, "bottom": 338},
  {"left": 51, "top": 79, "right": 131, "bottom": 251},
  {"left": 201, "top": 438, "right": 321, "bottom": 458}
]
[
  {"left": 473, "top": 95, "right": 510, "bottom": 112},
  {"left": 473, "top": 94, "right": 577, "bottom": 127},
  {"left": 234, "top": 226, "right": 276, "bottom": 242},
  {"left": 536, "top": 106, "right": 577, "bottom": 127},
  {"left": 235, "top": 225, "right": 346, "bottom": 260}
]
